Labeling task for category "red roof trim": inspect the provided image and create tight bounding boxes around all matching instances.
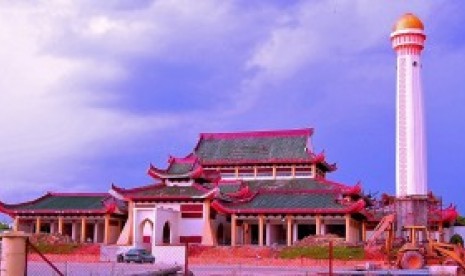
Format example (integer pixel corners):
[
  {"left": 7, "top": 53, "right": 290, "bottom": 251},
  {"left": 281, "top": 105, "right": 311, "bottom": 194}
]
[
  {"left": 199, "top": 128, "right": 313, "bottom": 140},
  {"left": 9, "top": 209, "right": 108, "bottom": 215},
  {"left": 0, "top": 192, "right": 109, "bottom": 210},
  {"left": 49, "top": 192, "right": 109, "bottom": 197},
  {"left": 132, "top": 196, "right": 205, "bottom": 201},
  {"left": 211, "top": 199, "right": 365, "bottom": 215},
  {"left": 111, "top": 183, "right": 163, "bottom": 196},
  {"left": 200, "top": 159, "right": 313, "bottom": 165},
  {"left": 0, "top": 192, "right": 53, "bottom": 209},
  {"left": 168, "top": 153, "right": 197, "bottom": 164}
]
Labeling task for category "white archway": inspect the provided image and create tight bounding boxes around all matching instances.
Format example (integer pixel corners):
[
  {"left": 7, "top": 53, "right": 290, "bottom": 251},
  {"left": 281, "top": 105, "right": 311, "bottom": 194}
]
[{"left": 139, "top": 219, "right": 154, "bottom": 250}]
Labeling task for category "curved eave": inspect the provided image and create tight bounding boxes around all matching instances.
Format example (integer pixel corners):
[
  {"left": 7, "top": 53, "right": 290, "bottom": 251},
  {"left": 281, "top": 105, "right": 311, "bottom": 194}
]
[
  {"left": 148, "top": 165, "right": 203, "bottom": 180},
  {"left": 211, "top": 199, "right": 365, "bottom": 215},
  {"left": 0, "top": 192, "right": 53, "bottom": 210},
  {"left": 110, "top": 183, "right": 163, "bottom": 198}
]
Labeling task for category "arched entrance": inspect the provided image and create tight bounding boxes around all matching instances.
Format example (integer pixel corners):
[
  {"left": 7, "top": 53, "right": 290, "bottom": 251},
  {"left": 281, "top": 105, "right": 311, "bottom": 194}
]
[
  {"left": 139, "top": 219, "right": 154, "bottom": 250},
  {"left": 162, "top": 221, "right": 170, "bottom": 244},
  {"left": 217, "top": 223, "right": 224, "bottom": 245}
]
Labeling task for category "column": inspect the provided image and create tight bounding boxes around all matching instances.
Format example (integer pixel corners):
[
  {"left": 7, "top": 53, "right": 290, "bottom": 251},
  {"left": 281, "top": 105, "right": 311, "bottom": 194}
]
[
  {"left": 321, "top": 217, "right": 326, "bottom": 235},
  {"left": 243, "top": 222, "right": 249, "bottom": 244},
  {"left": 0, "top": 231, "right": 29, "bottom": 276},
  {"left": 345, "top": 214, "right": 351, "bottom": 242},
  {"left": 291, "top": 165, "right": 296, "bottom": 178},
  {"left": 128, "top": 201, "right": 134, "bottom": 244},
  {"left": 266, "top": 223, "right": 271, "bottom": 246},
  {"left": 93, "top": 222, "right": 99, "bottom": 243},
  {"left": 50, "top": 222, "right": 56, "bottom": 234},
  {"left": 272, "top": 166, "right": 277, "bottom": 178},
  {"left": 286, "top": 215, "right": 292, "bottom": 246},
  {"left": 361, "top": 221, "right": 367, "bottom": 242},
  {"left": 231, "top": 214, "right": 237, "bottom": 246},
  {"left": 81, "top": 217, "right": 87, "bottom": 243},
  {"left": 58, "top": 217, "right": 64, "bottom": 235},
  {"left": 293, "top": 222, "right": 298, "bottom": 243},
  {"left": 13, "top": 217, "right": 19, "bottom": 231},
  {"left": 35, "top": 217, "right": 41, "bottom": 234},
  {"left": 258, "top": 215, "right": 264, "bottom": 246},
  {"left": 104, "top": 214, "right": 110, "bottom": 244},
  {"left": 316, "top": 215, "right": 321, "bottom": 235},
  {"left": 71, "top": 222, "right": 77, "bottom": 241}
]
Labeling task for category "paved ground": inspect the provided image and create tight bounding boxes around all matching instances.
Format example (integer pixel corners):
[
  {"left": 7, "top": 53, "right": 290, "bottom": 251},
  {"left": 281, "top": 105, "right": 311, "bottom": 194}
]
[
  {"left": 26, "top": 262, "right": 433, "bottom": 276},
  {"left": 27, "top": 261, "right": 182, "bottom": 276},
  {"left": 189, "top": 265, "right": 430, "bottom": 276}
]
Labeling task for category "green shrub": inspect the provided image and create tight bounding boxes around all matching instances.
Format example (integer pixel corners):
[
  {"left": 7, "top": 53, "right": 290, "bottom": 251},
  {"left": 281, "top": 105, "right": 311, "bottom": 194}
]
[
  {"left": 450, "top": 234, "right": 464, "bottom": 246},
  {"left": 279, "top": 246, "right": 364, "bottom": 260}
]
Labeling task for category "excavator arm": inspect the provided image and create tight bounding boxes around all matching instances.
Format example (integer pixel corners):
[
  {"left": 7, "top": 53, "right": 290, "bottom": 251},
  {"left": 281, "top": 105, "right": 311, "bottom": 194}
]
[
  {"left": 365, "top": 214, "right": 396, "bottom": 248},
  {"left": 433, "top": 243, "right": 465, "bottom": 270}
]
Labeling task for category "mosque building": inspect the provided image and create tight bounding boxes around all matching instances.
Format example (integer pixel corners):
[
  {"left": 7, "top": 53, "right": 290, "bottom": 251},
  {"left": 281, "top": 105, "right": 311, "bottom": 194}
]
[{"left": 0, "top": 13, "right": 458, "bottom": 251}]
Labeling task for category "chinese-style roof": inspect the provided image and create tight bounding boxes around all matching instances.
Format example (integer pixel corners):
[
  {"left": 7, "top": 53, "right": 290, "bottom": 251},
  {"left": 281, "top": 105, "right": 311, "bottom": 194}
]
[
  {"left": 194, "top": 128, "right": 315, "bottom": 165},
  {"left": 212, "top": 178, "right": 364, "bottom": 214},
  {"left": 148, "top": 154, "right": 220, "bottom": 181},
  {"left": 212, "top": 192, "right": 365, "bottom": 214},
  {"left": 0, "top": 193, "right": 116, "bottom": 216},
  {"left": 111, "top": 183, "right": 216, "bottom": 201},
  {"left": 238, "top": 178, "right": 356, "bottom": 193}
]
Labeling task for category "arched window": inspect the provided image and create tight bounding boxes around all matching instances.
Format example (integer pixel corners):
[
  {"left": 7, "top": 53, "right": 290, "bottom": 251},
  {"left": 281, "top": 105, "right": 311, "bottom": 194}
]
[{"left": 162, "top": 221, "right": 170, "bottom": 244}]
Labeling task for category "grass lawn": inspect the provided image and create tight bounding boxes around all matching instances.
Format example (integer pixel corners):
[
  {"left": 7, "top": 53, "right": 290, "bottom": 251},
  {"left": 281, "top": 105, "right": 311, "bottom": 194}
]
[{"left": 280, "top": 245, "right": 365, "bottom": 260}]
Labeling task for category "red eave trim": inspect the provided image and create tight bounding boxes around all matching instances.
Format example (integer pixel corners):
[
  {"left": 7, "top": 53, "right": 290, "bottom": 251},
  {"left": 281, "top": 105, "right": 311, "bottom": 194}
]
[
  {"left": 49, "top": 192, "right": 109, "bottom": 197},
  {"left": 200, "top": 158, "right": 313, "bottom": 166},
  {"left": 199, "top": 128, "right": 313, "bottom": 140},
  {"left": 111, "top": 183, "right": 164, "bottom": 196},
  {"left": 10, "top": 209, "right": 108, "bottom": 215},
  {"left": 168, "top": 153, "right": 197, "bottom": 164},
  {"left": 132, "top": 196, "right": 204, "bottom": 201}
]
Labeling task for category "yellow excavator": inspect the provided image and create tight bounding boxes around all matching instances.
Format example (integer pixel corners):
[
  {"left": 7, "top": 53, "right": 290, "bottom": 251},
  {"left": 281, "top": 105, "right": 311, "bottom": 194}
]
[
  {"left": 365, "top": 214, "right": 465, "bottom": 272},
  {"left": 396, "top": 225, "right": 465, "bottom": 271}
]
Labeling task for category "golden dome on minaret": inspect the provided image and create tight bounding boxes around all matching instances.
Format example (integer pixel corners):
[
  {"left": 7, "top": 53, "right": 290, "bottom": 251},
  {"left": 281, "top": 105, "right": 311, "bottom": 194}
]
[{"left": 393, "top": 13, "right": 424, "bottom": 31}]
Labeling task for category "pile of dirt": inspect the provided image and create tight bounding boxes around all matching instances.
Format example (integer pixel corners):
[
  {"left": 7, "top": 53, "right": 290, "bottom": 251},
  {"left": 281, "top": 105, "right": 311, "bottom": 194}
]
[
  {"left": 28, "top": 233, "right": 72, "bottom": 245},
  {"left": 293, "top": 234, "right": 351, "bottom": 247}
]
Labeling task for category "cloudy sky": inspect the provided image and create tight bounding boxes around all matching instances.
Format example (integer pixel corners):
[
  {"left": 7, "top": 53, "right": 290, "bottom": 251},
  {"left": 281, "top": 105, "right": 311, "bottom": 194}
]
[{"left": 1, "top": 1, "right": 464, "bottom": 214}]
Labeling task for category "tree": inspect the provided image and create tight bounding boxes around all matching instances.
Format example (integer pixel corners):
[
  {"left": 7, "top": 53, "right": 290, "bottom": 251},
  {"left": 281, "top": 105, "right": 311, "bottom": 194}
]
[
  {"left": 456, "top": 216, "right": 465, "bottom": 226},
  {"left": 450, "top": 234, "right": 464, "bottom": 246},
  {"left": 0, "top": 222, "right": 10, "bottom": 231}
]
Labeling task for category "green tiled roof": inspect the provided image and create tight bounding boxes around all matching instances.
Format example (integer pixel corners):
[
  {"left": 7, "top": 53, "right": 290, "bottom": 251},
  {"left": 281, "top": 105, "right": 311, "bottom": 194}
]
[
  {"left": 223, "top": 193, "right": 344, "bottom": 210},
  {"left": 244, "top": 179, "right": 337, "bottom": 192},
  {"left": 129, "top": 185, "right": 206, "bottom": 198},
  {"left": 167, "top": 163, "right": 194, "bottom": 174},
  {"left": 218, "top": 183, "right": 242, "bottom": 194},
  {"left": 8, "top": 194, "right": 108, "bottom": 211},
  {"left": 195, "top": 130, "right": 312, "bottom": 164}
]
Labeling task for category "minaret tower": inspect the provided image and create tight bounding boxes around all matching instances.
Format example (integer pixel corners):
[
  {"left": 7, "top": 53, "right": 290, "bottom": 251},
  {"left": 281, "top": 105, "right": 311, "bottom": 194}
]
[{"left": 391, "top": 13, "right": 427, "bottom": 197}]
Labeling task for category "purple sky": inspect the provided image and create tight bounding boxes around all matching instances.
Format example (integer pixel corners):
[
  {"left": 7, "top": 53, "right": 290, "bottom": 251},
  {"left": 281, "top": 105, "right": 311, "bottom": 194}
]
[{"left": 1, "top": 1, "right": 464, "bottom": 215}]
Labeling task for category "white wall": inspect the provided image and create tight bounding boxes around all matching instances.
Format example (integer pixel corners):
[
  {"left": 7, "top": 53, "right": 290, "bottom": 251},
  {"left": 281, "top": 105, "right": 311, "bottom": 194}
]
[
  {"left": 179, "top": 219, "right": 203, "bottom": 237},
  {"left": 154, "top": 208, "right": 179, "bottom": 245},
  {"left": 133, "top": 208, "right": 155, "bottom": 248},
  {"left": 152, "top": 245, "right": 186, "bottom": 266}
]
